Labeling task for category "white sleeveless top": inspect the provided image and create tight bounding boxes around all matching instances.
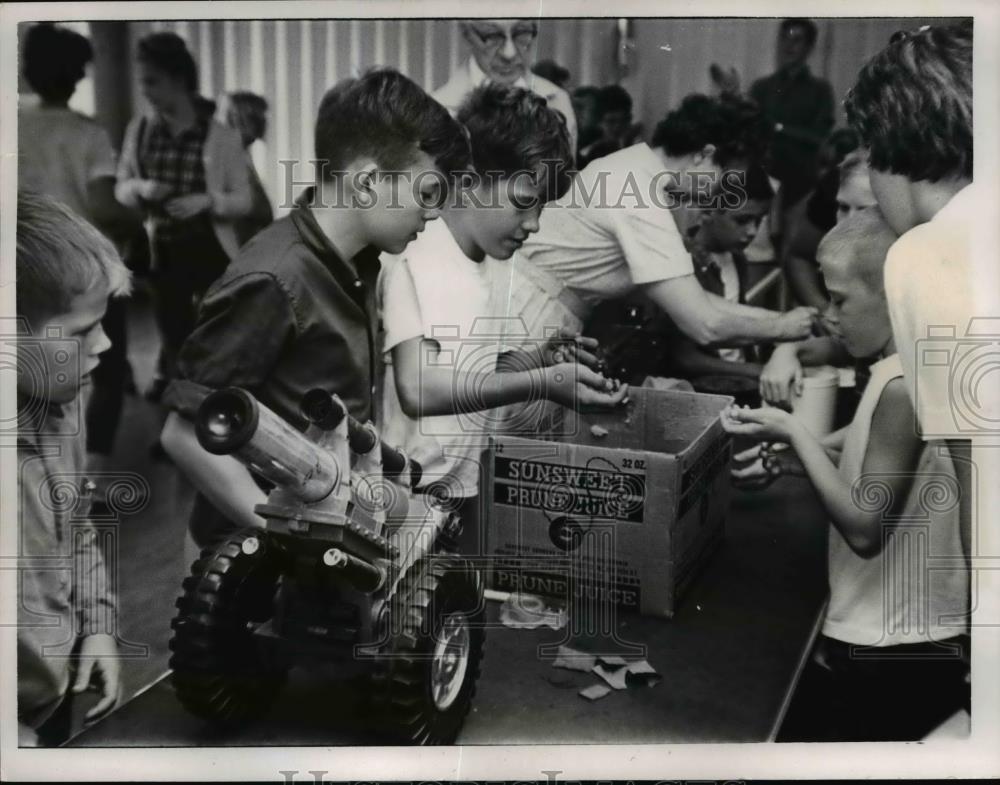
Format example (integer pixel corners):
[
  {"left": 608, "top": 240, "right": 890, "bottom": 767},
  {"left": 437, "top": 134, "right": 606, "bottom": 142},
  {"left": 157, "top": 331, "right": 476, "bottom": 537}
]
[{"left": 822, "top": 354, "right": 968, "bottom": 646}]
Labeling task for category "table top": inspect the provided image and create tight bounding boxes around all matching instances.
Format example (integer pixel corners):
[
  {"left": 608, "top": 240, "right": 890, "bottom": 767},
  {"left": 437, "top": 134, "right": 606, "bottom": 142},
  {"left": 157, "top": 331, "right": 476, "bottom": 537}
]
[{"left": 66, "top": 476, "right": 829, "bottom": 747}]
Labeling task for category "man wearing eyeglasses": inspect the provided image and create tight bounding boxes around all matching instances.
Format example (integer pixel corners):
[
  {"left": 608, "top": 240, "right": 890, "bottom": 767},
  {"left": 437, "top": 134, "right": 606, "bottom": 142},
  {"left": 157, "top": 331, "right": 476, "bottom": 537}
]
[{"left": 434, "top": 19, "right": 578, "bottom": 151}]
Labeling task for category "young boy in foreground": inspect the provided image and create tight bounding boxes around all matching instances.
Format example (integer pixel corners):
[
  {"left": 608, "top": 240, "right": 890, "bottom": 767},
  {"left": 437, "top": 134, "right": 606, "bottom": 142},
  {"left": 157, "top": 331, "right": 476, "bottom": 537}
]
[
  {"left": 380, "top": 84, "right": 626, "bottom": 553},
  {"left": 161, "top": 69, "right": 470, "bottom": 549},
  {"left": 16, "top": 191, "right": 132, "bottom": 745},
  {"left": 723, "top": 209, "right": 969, "bottom": 741}
]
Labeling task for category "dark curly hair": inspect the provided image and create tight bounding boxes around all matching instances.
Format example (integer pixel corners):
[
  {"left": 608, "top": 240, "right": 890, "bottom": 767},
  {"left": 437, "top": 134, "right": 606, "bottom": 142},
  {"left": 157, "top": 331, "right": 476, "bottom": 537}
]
[
  {"left": 595, "top": 84, "right": 633, "bottom": 118},
  {"left": 315, "top": 68, "right": 470, "bottom": 177},
  {"left": 23, "top": 23, "right": 93, "bottom": 103},
  {"left": 651, "top": 93, "right": 771, "bottom": 169},
  {"left": 457, "top": 84, "right": 574, "bottom": 201},
  {"left": 845, "top": 20, "right": 971, "bottom": 182},
  {"left": 137, "top": 32, "right": 198, "bottom": 93}
]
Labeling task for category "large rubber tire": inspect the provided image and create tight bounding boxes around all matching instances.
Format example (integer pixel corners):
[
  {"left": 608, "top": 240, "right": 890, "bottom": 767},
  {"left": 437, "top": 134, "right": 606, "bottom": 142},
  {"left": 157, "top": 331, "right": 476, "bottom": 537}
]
[
  {"left": 371, "top": 555, "right": 485, "bottom": 744},
  {"left": 169, "top": 531, "right": 287, "bottom": 727}
]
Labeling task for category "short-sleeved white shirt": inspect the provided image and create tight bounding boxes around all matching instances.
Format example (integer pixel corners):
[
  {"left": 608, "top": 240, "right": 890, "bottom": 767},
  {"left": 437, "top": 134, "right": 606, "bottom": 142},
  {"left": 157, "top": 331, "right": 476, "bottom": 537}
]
[
  {"left": 515, "top": 143, "right": 694, "bottom": 309},
  {"left": 884, "top": 184, "right": 999, "bottom": 442},
  {"left": 18, "top": 102, "right": 117, "bottom": 220},
  {"left": 381, "top": 219, "right": 498, "bottom": 499}
]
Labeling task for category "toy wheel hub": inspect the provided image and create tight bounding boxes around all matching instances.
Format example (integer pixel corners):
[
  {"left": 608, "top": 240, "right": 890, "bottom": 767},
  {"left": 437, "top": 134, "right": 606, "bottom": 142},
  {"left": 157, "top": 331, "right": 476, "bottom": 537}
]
[{"left": 430, "top": 612, "right": 470, "bottom": 711}]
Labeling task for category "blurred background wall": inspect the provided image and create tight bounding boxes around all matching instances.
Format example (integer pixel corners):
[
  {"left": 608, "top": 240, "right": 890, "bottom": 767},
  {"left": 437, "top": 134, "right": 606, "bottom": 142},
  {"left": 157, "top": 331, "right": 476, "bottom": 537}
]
[{"left": 19, "top": 16, "right": 960, "bottom": 218}]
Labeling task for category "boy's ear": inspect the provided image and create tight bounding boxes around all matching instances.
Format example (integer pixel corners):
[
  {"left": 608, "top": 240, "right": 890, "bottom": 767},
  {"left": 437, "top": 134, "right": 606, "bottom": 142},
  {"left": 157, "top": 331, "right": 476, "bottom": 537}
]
[{"left": 350, "top": 159, "right": 379, "bottom": 194}]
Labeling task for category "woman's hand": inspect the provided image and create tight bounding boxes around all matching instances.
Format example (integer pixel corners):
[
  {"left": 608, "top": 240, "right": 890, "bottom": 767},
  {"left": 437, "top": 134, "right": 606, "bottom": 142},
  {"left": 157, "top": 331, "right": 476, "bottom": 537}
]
[
  {"left": 541, "top": 329, "right": 601, "bottom": 370},
  {"left": 138, "top": 179, "right": 172, "bottom": 203},
  {"left": 164, "top": 193, "right": 212, "bottom": 220}
]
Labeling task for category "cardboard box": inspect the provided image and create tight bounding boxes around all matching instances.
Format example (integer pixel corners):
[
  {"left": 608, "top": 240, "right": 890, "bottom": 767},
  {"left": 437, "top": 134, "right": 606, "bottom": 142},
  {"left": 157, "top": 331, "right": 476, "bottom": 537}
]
[{"left": 486, "top": 387, "right": 734, "bottom": 618}]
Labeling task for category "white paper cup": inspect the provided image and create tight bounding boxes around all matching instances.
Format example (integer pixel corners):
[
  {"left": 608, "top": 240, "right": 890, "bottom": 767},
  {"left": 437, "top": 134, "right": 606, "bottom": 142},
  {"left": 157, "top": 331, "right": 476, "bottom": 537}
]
[{"left": 790, "top": 365, "right": 840, "bottom": 437}]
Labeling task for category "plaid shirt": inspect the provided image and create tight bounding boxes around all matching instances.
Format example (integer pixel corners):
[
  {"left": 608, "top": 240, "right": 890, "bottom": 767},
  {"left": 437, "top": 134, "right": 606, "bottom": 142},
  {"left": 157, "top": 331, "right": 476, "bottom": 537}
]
[{"left": 141, "top": 114, "right": 211, "bottom": 242}]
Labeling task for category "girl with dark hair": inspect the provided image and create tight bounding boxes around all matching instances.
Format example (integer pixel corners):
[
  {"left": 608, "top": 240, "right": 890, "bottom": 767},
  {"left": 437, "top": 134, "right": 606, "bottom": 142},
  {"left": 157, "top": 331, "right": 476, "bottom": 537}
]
[{"left": 115, "top": 32, "right": 252, "bottom": 405}]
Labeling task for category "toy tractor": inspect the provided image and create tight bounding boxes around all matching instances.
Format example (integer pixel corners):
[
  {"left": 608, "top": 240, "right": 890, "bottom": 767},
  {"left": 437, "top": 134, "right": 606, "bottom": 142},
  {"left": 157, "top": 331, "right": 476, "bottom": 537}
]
[{"left": 167, "top": 387, "right": 485, "bottom": 745}]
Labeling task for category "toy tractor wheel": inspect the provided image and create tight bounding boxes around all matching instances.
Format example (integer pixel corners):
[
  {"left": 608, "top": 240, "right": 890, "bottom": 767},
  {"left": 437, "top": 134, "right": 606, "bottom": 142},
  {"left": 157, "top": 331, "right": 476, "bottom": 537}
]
[
  {"left": 169, "top": 531, "right": 287, "bottom": 727},
  {"left": 372, "top": 555, "right": 485, "bottom": 744}
]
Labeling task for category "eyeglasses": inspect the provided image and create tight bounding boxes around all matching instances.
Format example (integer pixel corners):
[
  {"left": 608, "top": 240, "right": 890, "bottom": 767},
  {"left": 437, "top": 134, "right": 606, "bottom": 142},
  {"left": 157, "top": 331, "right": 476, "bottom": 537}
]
[
  {"left": 890, "top": 24, "right": 930, "bottom": 44},
  {"left": 470, "top": 23, "right": 538, "bottom": 52}
]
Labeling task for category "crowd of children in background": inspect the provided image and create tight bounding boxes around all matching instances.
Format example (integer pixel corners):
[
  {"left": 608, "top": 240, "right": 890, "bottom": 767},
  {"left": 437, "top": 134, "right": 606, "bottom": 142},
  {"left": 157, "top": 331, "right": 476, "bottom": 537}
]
[{"left": 15, "top": 17, "right": 978, "bottom": 746}]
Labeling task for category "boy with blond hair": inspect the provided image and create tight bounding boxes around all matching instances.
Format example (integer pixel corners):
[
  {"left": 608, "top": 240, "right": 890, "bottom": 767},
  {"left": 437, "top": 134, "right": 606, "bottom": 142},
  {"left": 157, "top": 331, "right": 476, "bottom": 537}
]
[
  {"left": 15, "top": 191, "right": 132, "bottom": 745},
  {"left": 723, "top": 209, "right": 969, "bottom": 740}
]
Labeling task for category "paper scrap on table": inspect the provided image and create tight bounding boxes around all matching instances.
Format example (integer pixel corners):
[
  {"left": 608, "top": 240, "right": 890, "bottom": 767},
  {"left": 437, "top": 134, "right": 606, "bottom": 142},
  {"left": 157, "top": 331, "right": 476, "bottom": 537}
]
[
  {"left": 592, "top": 663, "right": 629, "bottom": 690},
  {"left": 499, "top": 593, "right": 567, "bottom": 630},
  {"left": 589, "top": 424, "right": 609, "bottom": 438},
  {"left": 552, "top": 644, "right": 597, "bottom": 673},
  {"left": 597, "top": 654, "right": 628, "bottom": 667},
  {"left": 579, "top": 683, "right": 612, "bottom": 701}
]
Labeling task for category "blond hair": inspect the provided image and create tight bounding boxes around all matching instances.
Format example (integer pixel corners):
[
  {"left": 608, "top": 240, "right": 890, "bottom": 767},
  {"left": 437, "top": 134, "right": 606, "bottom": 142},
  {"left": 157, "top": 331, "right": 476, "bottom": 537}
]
[
  {"left": 16, "top": 190, "right": 131, "bottom": 329},
  {"left": 817, "top": 207, "right": 897, "bottom": 293}
]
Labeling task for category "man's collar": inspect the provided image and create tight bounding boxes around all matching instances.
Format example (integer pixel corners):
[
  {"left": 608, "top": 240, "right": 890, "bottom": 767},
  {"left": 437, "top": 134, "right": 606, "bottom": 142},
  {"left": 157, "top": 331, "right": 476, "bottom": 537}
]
[{"left": 291, "top": 188, "right": 381, "bottom": 286}]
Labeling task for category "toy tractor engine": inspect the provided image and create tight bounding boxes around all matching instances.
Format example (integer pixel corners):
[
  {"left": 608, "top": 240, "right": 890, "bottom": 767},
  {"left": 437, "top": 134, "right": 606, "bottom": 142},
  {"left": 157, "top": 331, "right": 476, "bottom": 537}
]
[{"left": 168, "top": 387, "right": 485, "bottom": 745}]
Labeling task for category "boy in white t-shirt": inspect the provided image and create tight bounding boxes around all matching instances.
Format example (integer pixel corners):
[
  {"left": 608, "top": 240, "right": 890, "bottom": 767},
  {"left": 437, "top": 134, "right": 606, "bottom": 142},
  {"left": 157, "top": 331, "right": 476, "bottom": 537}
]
[
  {"left": 381, "top": 85, "right": 626, "bottom": 554},
  {"left": 723, "top": 210, "right": 969, "bottom": 741}
]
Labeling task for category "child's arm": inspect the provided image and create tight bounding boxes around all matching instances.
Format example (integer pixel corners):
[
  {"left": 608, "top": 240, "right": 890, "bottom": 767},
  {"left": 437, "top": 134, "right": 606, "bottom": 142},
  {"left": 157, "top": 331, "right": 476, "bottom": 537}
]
[
  {"left": 161, "top": 413, "right": 268, "bottom": 530},
  {"left": 759, "top": 336, "right": 849, "bottom": 406},
  {"left": 723, "top": 378, "right": 923, "bottom": 557},
  {"left": 72, "top": 526, "right": 121, "bottom": 722},
  {"left": 391, "top": 336, "right": 626, "bottom": 419},
  {"left": 160, "top": 273, "right": 295, "bottom": 530}
]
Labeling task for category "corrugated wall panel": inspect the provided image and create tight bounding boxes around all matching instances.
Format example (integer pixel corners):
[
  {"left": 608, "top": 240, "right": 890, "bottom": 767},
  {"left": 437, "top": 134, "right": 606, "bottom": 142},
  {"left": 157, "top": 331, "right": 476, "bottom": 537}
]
[{"left": 123, "top": 17, "right": 944, "bottom": 216}]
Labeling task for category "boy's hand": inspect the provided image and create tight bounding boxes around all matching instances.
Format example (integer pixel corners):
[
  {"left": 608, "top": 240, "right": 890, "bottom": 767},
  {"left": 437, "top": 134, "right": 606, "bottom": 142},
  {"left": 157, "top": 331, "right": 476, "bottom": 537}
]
[
  {"left": 541, "top": 329, "right": 601, "bottom": 371},
  {"left": 721, "top": 403, "right": 796, "bottom": 442},
  {"left": 732, "top": 442, "right": 806, "bottom": 489},
  {"left": 544, "top": 363, "right": 628, "bottom": 409},
  {"left": 72, "top": 633, "right": 121, "bottom": 724},
  {"left": 165, "top": 193, "right": 212, "bottom": 220},
  {"left": 776, "top": 306, "right": 820, "bottom": 341},
  {"left": 759, "top": 343, "right": 803, "bottom": 406},
  {"left": 138, "top": 179, "right": 172, "bottom": 203}
]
